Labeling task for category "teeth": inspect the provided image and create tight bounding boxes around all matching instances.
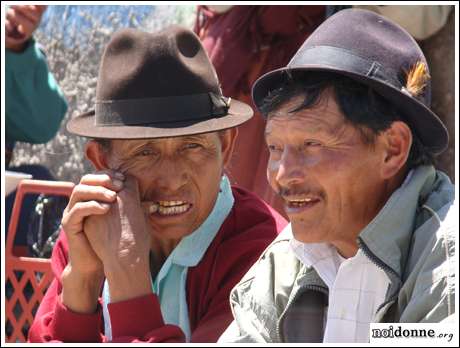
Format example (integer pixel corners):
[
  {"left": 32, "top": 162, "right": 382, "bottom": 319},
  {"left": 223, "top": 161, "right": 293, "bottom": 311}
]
[
  {"left": 287, "top": 198, "right": 317, "bottom": 207},
  {"left": 289, "top": 198, "right": 313, "bottom": 203},
  {"left": 144, "top": 200, "right": 191, "bottom": 216},
  {"left": 157, "top": 203, "right": 190, "bottom": 216},
  {"left": 158, "top": 200, "right": 187, "bottom": 207},
  {"left": 149, "top": 204, "right": 159, "bottom": 213}
]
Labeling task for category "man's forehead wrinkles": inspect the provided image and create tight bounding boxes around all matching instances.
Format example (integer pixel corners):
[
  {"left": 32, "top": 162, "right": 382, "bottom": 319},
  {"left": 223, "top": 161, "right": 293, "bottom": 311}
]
[
  {"left": 113, "top": 134, "right": 213, "bottom": 154},
  {"left": 119, "top": 139, "right": 153, "bottom": 151}
]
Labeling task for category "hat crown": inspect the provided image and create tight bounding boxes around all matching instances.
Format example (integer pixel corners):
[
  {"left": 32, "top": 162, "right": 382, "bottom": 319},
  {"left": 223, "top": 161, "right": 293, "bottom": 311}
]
[
  {"left": 97, "top": 26, "right": 221, "bottom": 101},
  {"left": 67, "top": 25, "right": 253, "bottom": 140},
  {"left": 251, "top": 8, "right": 448, "bottom": 154},
  {"left": 290, "top": 9, "right": 431, "bottom": 106}
]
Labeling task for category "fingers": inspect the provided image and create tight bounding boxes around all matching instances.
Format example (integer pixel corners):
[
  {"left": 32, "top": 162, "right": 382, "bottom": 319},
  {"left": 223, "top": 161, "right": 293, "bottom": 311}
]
[
  {"left": 67, "top": 184, "right": 117, "bottom": 212},
  {"left": 5, "top": 6, "right": 47, "bottom": 50},
  {"left": 5, "top": 18, "right": 15, "bottom": 36},
  {"left": 67, "top": 170, "right": 125, "bottom": 211},
  {"left": 62, "top": 170, "right": 125, "bottom": 234},
  {"left": 6, "top": 9, "right": 23, "bottom": 40},
  {"left": 62, "top": 201, "right": 111, "bottom": 236},
  {"left": 6, "top": 6, "right": 37, "bottom": 40},
  {"left": 12, "top": 5, "right": 46, "bottom": 24},
  {"left": 80, "top": 170, "right": 125, "bottom": 192}
]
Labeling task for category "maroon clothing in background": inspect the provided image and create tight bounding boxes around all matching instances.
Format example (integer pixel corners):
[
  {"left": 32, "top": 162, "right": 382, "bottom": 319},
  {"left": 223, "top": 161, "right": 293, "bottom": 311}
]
[
  {"left": 195, "top": 5, "right": 326, "bottom": 217},
  {"left": 28, "top": 186, "right": 287, "bottom": 343}
]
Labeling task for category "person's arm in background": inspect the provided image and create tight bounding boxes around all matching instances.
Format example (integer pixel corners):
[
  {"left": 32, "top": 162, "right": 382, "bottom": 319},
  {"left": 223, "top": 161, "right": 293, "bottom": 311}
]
[{"left": 5, "top": 5, "right": 67, "bottom": 144}]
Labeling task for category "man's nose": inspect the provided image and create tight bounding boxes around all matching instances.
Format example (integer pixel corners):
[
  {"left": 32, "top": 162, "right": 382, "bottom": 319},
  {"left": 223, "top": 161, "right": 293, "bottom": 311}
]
[
  {"left": 154, "top": 158, "right": 189, "bottom": 192},
  {"left": 275, "top": 146, "right": 306, "bottom": 187}
]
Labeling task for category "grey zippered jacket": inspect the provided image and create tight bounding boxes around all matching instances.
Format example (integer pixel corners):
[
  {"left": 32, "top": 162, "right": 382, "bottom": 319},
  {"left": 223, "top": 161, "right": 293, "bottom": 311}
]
[{"left": 220, "top": 165, "right": 456, "bottom": 342}]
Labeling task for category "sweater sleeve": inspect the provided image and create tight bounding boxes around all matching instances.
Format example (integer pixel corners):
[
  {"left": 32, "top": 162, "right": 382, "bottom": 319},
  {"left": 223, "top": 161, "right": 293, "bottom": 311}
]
[
  {"left": 6, "top": 39, "right": 67, "bottom": 144},
  {"left": 28, "top": 233, "right": 104, "bottom": 343},
  {"left": 107, "top": 294, "right": 185, "bottom": 342},
  {"left": 28, "top": 232, "right": 186, "bottom": 343}
]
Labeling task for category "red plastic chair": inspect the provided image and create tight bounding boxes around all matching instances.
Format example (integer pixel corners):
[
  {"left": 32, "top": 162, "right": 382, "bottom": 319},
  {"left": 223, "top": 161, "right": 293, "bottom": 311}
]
[{"left": 5, "top": 179, "right": 74, "bottom": 343}]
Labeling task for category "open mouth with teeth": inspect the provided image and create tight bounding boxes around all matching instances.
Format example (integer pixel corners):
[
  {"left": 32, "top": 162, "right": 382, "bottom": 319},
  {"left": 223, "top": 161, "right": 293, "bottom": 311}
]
[
  {"left": 285, "top": 197, "right": 320, "bottom": 208},
  {"left": 148, "top": 201, "right": 192, "bottom": 217}
]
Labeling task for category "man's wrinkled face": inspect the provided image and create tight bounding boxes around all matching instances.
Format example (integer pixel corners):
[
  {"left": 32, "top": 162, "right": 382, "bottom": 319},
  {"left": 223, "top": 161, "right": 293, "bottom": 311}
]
[
  {"left": 106, "top": 132, "right": 226, "bottom": 241},
  {"left": 265, "top": 89, "right": 386, "bottom": 246}
]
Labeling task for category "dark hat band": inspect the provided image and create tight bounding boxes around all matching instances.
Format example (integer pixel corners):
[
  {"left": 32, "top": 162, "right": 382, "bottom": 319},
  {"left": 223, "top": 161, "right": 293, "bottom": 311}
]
[
  {"left": 95, "top": 92, "right": 230, "bottom": 126},
  {"left": 288, "top": 45, "right": 404, "bottom": 92}
]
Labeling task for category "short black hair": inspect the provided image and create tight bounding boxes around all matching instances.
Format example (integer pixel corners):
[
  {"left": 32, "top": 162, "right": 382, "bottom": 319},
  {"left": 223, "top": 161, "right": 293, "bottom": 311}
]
[{"left": 259, "top": 72, "right": 434, "bottom": 170}]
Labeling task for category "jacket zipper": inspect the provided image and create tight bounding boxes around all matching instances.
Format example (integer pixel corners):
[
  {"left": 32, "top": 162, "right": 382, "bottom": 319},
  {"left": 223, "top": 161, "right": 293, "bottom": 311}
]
[
  {"left": 276, "top": 284, "right": 328, "bottom": 343},
  {"left": 275, "top": 240, "right": 400, "bottom": 342},
  {"left": 357, "top": 237, "right": 401, "bottom": 313}
]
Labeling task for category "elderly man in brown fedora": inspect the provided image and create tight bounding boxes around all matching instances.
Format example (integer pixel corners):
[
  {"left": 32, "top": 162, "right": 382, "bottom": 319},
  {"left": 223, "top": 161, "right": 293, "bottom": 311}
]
[
  {"left": 29, "top": 26, "right": 286, "bottom": 343},
  {"left": 220, "top": 9, "right": 455, "bottom": 343}
]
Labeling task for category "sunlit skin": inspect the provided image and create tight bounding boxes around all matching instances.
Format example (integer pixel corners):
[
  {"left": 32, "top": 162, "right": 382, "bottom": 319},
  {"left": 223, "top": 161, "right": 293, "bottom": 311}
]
[
  {"left": 265, "top": 88, "right": 411, "bottom": 258},
  {"left": 6, "top": 5, "right": 47, "bottom": 52},
  {"left": 107, "top": 134, "right": 231, "bottom": 256},
  {"left": 60, "top": 129, "right": 237, "bottom": 313}
]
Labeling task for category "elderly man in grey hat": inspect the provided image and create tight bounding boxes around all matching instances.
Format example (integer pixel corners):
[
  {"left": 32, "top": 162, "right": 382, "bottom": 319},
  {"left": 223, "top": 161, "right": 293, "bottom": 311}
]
[
  {"left": 220, "top": 9, "right": 455, "bottom": 343},
  {"left": 29, "top": 26, "right": 286, "bottom": 343}
]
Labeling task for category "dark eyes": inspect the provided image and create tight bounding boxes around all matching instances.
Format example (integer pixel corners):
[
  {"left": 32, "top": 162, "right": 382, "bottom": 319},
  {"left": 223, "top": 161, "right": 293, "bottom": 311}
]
[
  {"left": 181, "top": 143, "right": 202, "bottom": 151},
  {"left": 136, "top": 147, "right": 157, "bottom": 157},
  {"left": 136, "top": 148, "right": 157, "bottom": 157},
  {"left": 304, "top": 140, "right": 322, "bottom": 147},
  {"left": 268, "top": 141, "right": 322, "bottom": 153},
  {"left": 268, "top": 144, "right": 282, "bottom": 152}
]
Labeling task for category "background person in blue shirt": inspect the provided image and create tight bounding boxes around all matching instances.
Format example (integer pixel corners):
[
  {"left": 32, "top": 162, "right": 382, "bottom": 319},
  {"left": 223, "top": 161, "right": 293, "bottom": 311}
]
[{"left": 5, "top": 5, "right": 68, "bottom": 248}]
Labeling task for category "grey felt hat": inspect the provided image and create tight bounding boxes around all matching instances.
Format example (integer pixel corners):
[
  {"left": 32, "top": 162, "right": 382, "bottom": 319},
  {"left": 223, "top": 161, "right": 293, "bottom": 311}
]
[{"left": 252, "top": 9, "right": 448, "bottom": 154}]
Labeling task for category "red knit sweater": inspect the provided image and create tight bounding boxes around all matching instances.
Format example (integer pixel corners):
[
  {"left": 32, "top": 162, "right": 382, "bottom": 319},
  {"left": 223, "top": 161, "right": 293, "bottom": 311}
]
[{"left": 29, "top": 186, "right": 286, "bottom": 342}]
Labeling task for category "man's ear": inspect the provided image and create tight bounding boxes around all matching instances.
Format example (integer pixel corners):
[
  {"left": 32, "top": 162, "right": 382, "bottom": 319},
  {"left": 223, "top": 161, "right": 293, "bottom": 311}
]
[
  {"left": 85, "top": 140, "right": 110, "bottom": 171},
  {"left": 379, "top": 121, "right": 412, "bottom": 179},
  {"left": 219, "top": 127, "right": 238, "bottom": 168}
]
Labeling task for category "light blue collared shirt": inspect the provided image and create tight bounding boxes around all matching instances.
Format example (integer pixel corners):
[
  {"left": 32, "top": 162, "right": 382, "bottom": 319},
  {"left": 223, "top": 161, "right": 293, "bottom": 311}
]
[{"left": 103, "top": 175, "right": 234, "bottom": 341}]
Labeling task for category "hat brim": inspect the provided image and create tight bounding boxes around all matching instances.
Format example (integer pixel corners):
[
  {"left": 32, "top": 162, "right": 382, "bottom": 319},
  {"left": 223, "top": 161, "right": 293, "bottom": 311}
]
[
  {"left": 67, "top": 98, "right": 253, "bottom": 139},
  {"left": 252, "top": 66, "right": 448, "bottom": 155}
]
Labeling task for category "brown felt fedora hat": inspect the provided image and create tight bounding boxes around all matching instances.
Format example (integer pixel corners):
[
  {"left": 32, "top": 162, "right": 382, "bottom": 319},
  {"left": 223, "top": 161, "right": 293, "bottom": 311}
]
[
  {"left": 67, "top": 26, "right": 253, "bottom": 139},
  {"left": 252, "top": 9, "right": 449, "bottom": 155}
]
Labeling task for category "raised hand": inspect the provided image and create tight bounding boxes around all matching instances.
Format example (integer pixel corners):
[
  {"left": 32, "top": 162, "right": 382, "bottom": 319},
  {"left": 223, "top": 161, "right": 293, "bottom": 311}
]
[
  {"left": 84, "top": 175, "right": 153, "bottom": 303},
  {"left": 6, "top": 5, "right": 47, "bottom": 52},
  {"left": 60, "top": 170, "right": 124, "bottom": 313}
]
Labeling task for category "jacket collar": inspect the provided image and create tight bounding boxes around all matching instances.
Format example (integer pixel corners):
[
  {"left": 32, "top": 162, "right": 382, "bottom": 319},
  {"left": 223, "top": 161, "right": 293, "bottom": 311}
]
[{"left": 358, "top": 165, "right": 437, "bottom": 279}]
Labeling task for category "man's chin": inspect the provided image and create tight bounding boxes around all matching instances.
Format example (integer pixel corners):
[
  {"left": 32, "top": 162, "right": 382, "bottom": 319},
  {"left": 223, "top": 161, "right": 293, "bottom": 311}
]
[
  {"left": 148, "top": 216, "right": 198, "bottom": 241},
  {"left": 290, "top": 221, "right": 326, "bottom": 244}
]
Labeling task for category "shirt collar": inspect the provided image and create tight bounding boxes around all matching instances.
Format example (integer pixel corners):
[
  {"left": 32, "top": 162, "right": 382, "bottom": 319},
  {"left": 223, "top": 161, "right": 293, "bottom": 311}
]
[
  {"left": 166, "top": 175, "right": 234, "bottom": 268},
  {"left": 290, "top": 233, "right": 345, "bottom": 289}
]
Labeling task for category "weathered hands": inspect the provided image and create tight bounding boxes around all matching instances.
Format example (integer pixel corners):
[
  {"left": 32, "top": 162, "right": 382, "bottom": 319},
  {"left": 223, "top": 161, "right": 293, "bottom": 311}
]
[
  {"left": 84, "top": 174, "right": 152, "bottom": 271},
  {"left": 84, "top": 174, "right": 153, "bottom": 303},
  {"left": 61, "top": 171, "right": 153, "bottom": 311},
  {"left": 61, "top": 170, "right": 124, "bottom": 313},
  {"left": 6, "top": 5, "right": 47, "bottom": 52},
  {"left": 62, "top": 170, "right": 124, "bottom": 279}
]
